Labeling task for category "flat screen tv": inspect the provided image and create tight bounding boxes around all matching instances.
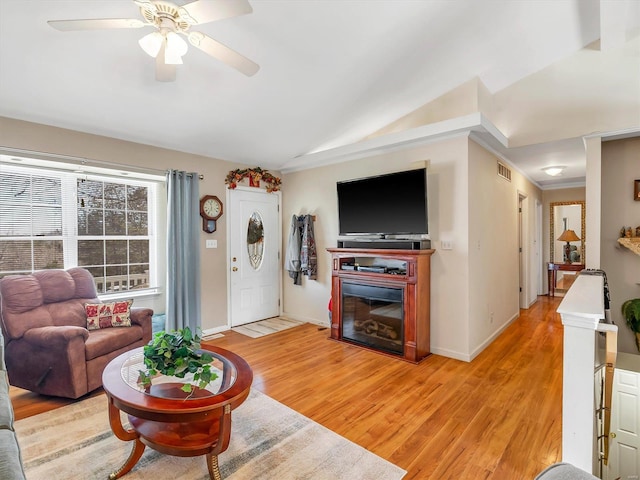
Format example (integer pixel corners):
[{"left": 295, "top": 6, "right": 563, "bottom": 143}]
[{"left": 337, "top": 168, "right": 428, "bottom": 236}]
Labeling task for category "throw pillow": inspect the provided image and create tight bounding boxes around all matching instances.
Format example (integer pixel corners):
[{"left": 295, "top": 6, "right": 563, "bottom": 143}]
[{"left": 85, "top": 299, "right": 133, "bottom": 330}]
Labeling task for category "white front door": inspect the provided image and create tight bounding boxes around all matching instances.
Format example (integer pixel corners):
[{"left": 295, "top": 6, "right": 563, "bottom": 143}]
[{"left": 228, "top": 187, "right": 280, "bottom": 327}]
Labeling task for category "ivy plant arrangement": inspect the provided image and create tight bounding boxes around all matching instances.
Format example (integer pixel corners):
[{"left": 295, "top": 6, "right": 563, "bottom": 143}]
[
  {"left": 622, "top": 298, "right": 640, "bottom": 351},
  {"left": 138, "top": 326, "right": 217, "bottom": 395}
]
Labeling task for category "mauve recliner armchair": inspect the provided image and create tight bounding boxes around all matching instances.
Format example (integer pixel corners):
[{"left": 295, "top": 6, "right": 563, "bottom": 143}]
[{"left": 0, "top": 268, "right": 152, "bottom": 399}]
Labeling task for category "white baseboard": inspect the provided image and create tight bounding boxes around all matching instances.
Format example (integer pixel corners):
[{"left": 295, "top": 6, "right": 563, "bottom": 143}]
[
  {"left": 281, "top": 312, "right": 329, "bottom": 327},
  {"left": 429, "top": 347, "right": 471, "bottom": 362},
  {"left": 202, "top": 325, "right": 230, "bottom": 337},
  {"left": 202, "top": 314, "right": 329, "bottom": 338}
]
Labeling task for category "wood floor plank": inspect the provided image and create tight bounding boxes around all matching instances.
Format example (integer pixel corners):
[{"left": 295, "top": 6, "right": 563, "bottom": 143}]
[{"left": 10, "top": 295, "right": 564, "bottom": 479}]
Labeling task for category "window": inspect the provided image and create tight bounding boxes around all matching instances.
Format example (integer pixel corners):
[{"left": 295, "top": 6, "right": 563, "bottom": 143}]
[
  {"left": 0, "top": 171, "right": 64, "bottom": 272},
  {"left": 0, "top": 159, "right": 162, "bottom": 296}
]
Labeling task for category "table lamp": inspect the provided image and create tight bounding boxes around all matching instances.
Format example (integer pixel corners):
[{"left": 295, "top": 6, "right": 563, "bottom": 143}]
[{"left": 557, "top": 229, "right": 581, "bottom": 263}]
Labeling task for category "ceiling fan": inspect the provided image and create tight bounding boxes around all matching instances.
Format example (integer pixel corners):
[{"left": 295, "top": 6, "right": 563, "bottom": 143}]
[{"left": 47, "top": 0, "right": 259, "bottom": 82}]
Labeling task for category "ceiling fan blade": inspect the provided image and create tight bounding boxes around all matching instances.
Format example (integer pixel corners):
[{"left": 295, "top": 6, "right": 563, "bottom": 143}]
[
  {"left": 133, "top": 0, "right": 157, "bottom": 15},
  {"left": 155, "top": 48, "right": 176, "bottom": 82},
  {"left": 180, "top": 0, "right": 252, "bottom": 25},
  {"left": 188, "top": 31, "right": 259, "bottom": 76},
  {"left": 48, "top": 18, "right": 146, "bottom": 31}
]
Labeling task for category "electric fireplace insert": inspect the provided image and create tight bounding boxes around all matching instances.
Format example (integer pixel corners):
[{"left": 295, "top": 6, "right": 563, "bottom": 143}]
[{"left": 341, "top": 281, "right": 404, "bottom": 356}]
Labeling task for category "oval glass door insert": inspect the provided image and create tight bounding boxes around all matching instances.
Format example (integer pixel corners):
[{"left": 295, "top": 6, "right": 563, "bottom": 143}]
[{"left": 247, "top": 211, "right": 264, "bottom": 270}]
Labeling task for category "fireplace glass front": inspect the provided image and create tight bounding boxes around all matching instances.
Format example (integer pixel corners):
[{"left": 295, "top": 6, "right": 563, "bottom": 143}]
[{"left": 341, "top": 282, "right": 403, "bottom": 355}]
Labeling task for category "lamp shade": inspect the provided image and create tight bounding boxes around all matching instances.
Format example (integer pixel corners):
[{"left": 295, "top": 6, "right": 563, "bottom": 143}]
[
  {"left": 557, "top": 229, "right": 581, "bottom": 242},
  {"left": 139, "top": 32, "right": 163, "bottom": 58},
  {"left": 164, "top": 32, "right": 188, "bottom": 65}
]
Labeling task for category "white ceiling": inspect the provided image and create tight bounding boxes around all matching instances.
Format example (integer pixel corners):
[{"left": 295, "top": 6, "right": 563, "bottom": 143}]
[{"left": 0, "top": 0, "right": 638, "bottom": 188}]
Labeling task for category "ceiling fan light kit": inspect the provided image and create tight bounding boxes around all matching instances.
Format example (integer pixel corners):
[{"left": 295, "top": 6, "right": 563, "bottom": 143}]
[
  {"left": 47, "top": 0, "right": 259, "bottom": 81},
  {"left": 139, "top": 31, "right": 163, "bottom": 58},
  {"left": 164, "top": 32, "right": 188, "bottom": 64}
]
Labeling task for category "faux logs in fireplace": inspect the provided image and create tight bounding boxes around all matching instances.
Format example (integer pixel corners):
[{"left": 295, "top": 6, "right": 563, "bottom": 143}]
[{"left": 341, "top": 282, "right": 404, "bottom": 355}]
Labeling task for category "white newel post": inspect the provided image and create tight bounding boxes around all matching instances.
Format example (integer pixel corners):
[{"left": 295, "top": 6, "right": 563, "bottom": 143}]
[{"left": 557, "top": 274, "right": 605, "bottom": 474}]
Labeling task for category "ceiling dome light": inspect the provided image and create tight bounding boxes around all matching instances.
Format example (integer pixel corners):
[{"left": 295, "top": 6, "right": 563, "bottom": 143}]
[
  {"left": 542, "top": 166, "right": 565, "bottom": 177},
  {"left": 139, "top": 31, "right": 163, "bottom": 58}
]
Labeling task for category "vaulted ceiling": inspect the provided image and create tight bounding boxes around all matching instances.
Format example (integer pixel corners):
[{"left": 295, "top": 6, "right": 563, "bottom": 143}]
[{"left": 0, "top": 0, "right": 638, "bottom": 188}]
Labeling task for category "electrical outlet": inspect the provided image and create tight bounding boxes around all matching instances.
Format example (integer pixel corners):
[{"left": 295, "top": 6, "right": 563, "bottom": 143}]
[
  {"left": 441, "top": 240, "right": 453, "bottom": 250},
  {"left": 205, "top": 239, "right": 217, "bottom": 249}
]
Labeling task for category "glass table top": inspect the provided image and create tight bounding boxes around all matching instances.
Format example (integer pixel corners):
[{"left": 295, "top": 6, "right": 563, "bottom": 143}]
[{"left": 120, "top": 349, "right": 237, "bottom": 400}]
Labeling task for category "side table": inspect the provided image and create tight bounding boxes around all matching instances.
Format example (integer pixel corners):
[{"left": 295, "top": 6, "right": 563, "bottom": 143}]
[{"left": 548, "top": 262, "right": 585, "bottom": 297}]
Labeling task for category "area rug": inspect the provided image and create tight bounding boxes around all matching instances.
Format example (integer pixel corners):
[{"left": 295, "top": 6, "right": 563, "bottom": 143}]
[
  {"left": 15, "top": 389, "right": 406, "bottom": 480},
  {"left": 232, "top": 317, "right": 305, "bottom": 338}
]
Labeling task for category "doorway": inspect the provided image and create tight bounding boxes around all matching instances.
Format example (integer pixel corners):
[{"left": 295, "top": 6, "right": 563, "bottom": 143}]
[
  {"left": 536, "top": 200, "right": 543, "bottom": 295},
  {"left": 518, "top": 193, "right": 527, "bottom": 308},
  {"left": 228, "top": 187, "right": 281, "bottom": 327}
]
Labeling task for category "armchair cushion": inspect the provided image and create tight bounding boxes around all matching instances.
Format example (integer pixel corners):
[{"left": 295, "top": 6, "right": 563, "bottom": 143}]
[
  {"left": 85, "top": 299, "right": 132, "bottom": 330},
  {"left": 85, "top": 326, "right": 145, "bottom": 361}
]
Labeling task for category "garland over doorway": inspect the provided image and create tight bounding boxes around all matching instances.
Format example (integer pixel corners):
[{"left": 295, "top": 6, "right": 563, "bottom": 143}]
[{"left": 225, "top": 167, "right": 282, "bottom": 192}]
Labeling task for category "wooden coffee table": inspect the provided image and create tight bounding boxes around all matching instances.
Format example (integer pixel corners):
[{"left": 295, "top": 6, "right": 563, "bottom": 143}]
[{"left": 102, "top": 346, "right": 253, "bottom": 480}]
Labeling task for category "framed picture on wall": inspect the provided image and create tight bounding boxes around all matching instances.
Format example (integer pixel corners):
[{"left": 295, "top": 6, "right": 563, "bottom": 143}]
[{"left": 635, "top": 179, "right": 640, "bottom": 201}]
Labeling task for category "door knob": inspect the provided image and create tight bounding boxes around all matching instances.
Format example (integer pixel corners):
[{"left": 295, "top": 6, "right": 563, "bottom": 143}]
[{"left": 232, "top": 267, "right": 238, "bottom": 272}]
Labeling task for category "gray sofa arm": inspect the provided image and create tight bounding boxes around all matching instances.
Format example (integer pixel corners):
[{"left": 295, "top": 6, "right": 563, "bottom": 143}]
[
  {"left": 535, "top": 463, "right": 599, "bottom": 480},
  {"left": 0, "top": 330, "right": 27, "bottom": 480}
]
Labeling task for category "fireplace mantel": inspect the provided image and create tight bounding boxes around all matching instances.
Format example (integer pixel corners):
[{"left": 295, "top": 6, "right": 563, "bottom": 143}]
[{"left": 327, "top": 247, "right": 435, "bottom": 363}]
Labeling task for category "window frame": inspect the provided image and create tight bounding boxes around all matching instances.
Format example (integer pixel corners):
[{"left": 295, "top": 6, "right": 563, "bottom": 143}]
[{"left": 0, "top": 158, "right": 164, "bottom": 300}]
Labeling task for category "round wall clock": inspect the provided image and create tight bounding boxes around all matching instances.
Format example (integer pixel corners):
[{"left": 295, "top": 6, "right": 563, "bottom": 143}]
[{"left": 199, "top": 195, "right": 223, "bottom": 233}]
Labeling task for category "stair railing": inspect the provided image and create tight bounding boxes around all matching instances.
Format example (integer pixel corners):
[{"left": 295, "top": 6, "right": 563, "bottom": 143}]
[{"left": 595, "top": 323, "right": 618, "bottom": 469}]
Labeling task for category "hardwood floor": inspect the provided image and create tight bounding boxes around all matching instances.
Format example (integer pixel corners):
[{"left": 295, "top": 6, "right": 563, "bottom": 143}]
[{"left": 11, "top": 294, "right": 563, "bottom": 479}]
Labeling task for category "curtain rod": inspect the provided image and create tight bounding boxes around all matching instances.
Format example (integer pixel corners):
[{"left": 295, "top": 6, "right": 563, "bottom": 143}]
[{"left": 169, "top": 170, "right": 204, "bottom": 180}]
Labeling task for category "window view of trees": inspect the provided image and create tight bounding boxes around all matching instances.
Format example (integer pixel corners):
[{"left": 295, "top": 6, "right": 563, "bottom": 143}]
[
  {"left": 0, "top": 172, "right": 63, "bottom": 274},
  {"left": 0, "top": 167, "right": 156, "bottom": 294}
]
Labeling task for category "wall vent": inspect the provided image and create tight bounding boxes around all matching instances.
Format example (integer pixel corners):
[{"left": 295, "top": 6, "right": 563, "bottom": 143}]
[{"left": 497, "top": 161, "right": 512, "bottom": 182}]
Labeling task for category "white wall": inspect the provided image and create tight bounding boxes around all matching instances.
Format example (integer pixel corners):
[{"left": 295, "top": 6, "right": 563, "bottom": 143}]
[
  {"left": 282, "top": 136, "right": 471, "bottom": 358},
  {"left": 282, "top": 135, "right": 542, "bottom": 361},
  {"left": 366, "top": 78, "right": 489, "bottom": 140},
  {"left": 585, "top": 137, "right": 602, "bottom": 269},
  {"left": 467, "top": 139, "right": 542, "bottom": 357},
  {"left": 490, "top": 38, "right": 640, "bottom": 148}
]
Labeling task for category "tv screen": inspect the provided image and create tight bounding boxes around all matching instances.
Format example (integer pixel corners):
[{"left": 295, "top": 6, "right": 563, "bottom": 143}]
[{"left": 337, "top": 168, "right": 428, "bottom": 236}]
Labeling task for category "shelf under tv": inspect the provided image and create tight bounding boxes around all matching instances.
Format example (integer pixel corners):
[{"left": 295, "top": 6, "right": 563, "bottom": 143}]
[{"left": 337, "top": 238, "right": 431, "bottom": 250}]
